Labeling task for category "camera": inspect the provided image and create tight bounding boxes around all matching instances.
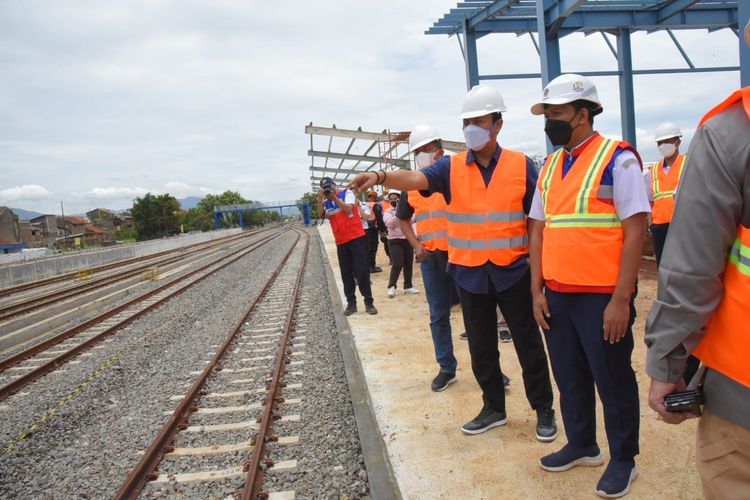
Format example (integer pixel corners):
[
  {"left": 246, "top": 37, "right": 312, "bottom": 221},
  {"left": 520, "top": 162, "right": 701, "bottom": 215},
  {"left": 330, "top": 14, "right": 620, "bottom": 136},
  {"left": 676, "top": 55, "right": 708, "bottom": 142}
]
[
  {"left": 665, "top": 389, "right": 705, "bottom": 416},
  {"left": 319, "top": 177, "right": 335, "bottom": 198}
]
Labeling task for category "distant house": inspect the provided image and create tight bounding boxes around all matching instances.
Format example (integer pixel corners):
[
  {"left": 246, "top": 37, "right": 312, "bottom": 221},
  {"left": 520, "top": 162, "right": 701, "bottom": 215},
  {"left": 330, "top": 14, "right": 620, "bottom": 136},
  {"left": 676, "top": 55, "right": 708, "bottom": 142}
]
[
  {"left": 0, "top": 206, "right": 26, "bottom": 253},
  {"left": 56, "top": 216, "right": 88, "bottom": 237},
  {"left": 86, "top": 208, "right": 121, "bottom": 232},
  {"left": 119, "top": 211, "right": 135, "bottom": 229},
  {"left": 31, "top": 214, "right": 60, "bottom": 246},
  {"left": 84, "top": 224, "right": 108, "bottom": 245},
  {"left": 18, "top": 221, "right": 43, "bottom": 247}
]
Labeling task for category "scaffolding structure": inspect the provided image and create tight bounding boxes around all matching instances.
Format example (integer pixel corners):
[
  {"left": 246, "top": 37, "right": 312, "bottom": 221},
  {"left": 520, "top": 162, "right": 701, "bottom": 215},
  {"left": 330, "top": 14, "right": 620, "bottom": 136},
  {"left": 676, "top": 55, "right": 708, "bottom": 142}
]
[
  {"left": 306, "top": 123, "right": 465, "bottom": 191},
  {"left": 426, "top": 0, "right": 747, "bottom": 151}
]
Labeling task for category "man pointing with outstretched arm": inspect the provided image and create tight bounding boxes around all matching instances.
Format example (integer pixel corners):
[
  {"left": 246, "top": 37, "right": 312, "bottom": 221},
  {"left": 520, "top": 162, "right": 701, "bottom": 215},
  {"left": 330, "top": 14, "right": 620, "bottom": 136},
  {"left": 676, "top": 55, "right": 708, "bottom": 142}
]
[{"left": 347, "top": 85, "right": 557, "bottom": 442}]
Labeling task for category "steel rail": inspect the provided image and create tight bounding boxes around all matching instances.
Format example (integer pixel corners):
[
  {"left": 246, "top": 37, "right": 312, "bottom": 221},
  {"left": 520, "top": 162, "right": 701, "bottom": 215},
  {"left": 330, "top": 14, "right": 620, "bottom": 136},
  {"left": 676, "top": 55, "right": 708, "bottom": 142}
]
[
  {"left": 0, "top": 230, "right": 265, "bottom": 322},
  {"left": 0, "top": 228, "right": 269, "bottom": 299},
  {"left": 0, "top": 229, "right": 288, "bottom": 401},
  {"left": 113, "top": 229, "right": 306, "bottom": 500},
  {"left": 242, "top": 229, "right": 309, "bottom": 500}
]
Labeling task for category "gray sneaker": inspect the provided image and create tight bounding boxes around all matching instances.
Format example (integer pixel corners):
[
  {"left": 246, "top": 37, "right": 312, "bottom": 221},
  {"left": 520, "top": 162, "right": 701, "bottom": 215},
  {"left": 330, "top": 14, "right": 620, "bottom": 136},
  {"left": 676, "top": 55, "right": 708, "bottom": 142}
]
[
  {"left": 431, "top": 372, "right": 456, "bottom": 392},
  {"left": 460, "top": 406, "right": 508, "bottom": 435},
  {"left": 536, "top": 408, "right": 558, "bottom": 442}
]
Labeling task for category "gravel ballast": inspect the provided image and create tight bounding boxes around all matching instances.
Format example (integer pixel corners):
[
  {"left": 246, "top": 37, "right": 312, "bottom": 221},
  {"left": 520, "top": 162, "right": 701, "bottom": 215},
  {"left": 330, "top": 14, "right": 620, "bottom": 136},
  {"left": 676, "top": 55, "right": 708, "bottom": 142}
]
[{"left": 0, "top": 227, "right": 370, "bottom": 499}]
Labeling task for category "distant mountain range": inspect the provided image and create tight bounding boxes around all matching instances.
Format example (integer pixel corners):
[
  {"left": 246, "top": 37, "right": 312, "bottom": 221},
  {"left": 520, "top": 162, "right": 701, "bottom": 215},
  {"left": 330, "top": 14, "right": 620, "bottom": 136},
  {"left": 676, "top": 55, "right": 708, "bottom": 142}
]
[{"left": 178, "top": 196, "right": 202, "bottom": 210}]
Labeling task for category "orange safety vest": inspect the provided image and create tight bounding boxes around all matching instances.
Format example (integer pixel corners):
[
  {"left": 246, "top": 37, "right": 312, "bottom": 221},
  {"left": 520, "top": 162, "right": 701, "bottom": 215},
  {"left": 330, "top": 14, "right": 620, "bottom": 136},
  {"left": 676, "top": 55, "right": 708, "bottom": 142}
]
[
  {"left": 651, "top": 154, "right": 686, "bottom": 224},
  {"left": 447, "top": 149, "right": 528, "bottom": 267},
  {"left": 693, "top": 86, "right": 750, "bottom": 388},
  {"left": 408, "top": 190, "right": 448, "bottom": 252},
  {"left": 538, "top": 134, "right": 634, "bottom": 288}
]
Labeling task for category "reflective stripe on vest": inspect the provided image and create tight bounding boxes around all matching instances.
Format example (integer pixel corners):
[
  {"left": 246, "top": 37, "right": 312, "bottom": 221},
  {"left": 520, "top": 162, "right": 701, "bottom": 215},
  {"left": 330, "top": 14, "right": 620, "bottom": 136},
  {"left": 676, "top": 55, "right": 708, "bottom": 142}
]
[
  {"left": 651, "top": 154, "right": 686, "bottom": 224},
  {"left": 538, "top": 135, "right": 630, "bottom": 287},
  {"left": 408, "top": 190, "right": 449, "bottom": 252},
  {"left": 447, "top": 149, "right": 528, "bottom": 267},
  {"left": 695, "top": 225, "right": 750, "bottom": 388}
]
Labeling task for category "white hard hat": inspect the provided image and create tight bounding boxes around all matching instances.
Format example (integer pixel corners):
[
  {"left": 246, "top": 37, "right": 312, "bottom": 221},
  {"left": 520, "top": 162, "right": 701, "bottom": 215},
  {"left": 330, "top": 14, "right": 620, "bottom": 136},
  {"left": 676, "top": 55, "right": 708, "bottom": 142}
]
[
  {"left": 460, "top": 85, "right": 507, "bottom": 119},
  {"left": 409, "top": 124, "right": 441, "bottom": 152},
  {"left": 530, "top": 74, "right": 602, "bottom": 116},
  {"left": 654, "top": 122, "right": 682, "bottom": 142},
  {"left": 387, "top": 189, "right": 401, "bottom": 196}
]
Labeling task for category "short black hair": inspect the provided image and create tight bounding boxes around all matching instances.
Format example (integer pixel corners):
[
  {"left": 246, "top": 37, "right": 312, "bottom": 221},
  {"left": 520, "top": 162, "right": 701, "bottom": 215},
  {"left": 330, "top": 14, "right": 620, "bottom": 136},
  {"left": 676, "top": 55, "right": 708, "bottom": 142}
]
[
  {"left": 492, "top": 112, "right": 503, "bottom": 123},
  {"left": 427, "top": 139, "right": 443, "bottom": 149},
  {"left": 571, "top": 100, "right": 601, "bottom": 125}
]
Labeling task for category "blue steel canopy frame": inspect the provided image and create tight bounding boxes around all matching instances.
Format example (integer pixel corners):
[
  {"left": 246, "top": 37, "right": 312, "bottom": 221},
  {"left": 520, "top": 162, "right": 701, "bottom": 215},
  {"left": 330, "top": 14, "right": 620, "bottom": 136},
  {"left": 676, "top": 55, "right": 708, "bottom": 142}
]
[{"left": 426, "top": 0, "right": 747, "bottom": 151}]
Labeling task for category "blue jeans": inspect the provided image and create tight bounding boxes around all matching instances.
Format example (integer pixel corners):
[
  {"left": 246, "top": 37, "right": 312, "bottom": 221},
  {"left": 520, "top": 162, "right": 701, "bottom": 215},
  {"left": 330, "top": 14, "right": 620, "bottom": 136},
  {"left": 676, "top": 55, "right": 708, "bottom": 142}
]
[{"left": 420, "top": 250, "right": 457, "bottom": 375}]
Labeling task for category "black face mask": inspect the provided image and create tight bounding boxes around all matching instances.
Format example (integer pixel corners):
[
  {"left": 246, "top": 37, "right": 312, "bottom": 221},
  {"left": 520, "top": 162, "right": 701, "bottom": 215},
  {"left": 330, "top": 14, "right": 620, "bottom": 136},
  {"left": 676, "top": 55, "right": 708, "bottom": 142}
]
[
  {"left": 544, "top": 115, "right": 579, "bottom": 146},
  {"left": 389, "top": 200, "right": 398, "bottom": 207}
]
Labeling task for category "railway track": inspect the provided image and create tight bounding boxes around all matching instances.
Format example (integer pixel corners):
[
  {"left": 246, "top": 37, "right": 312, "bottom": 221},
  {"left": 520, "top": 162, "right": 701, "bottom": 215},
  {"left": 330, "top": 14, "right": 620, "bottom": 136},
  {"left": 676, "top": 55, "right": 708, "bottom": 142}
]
[
  {"left": 0, "top": 229, "right": 271, "bottom": 322},
  {"left": 115, "top": 228, "right": 309, "bottom": 499},
  {"left": 0, "top": 228, "right": 288, "bottom": 402},
  {"left": 0, "top": 230, "right": 264, "bottom": 300}
]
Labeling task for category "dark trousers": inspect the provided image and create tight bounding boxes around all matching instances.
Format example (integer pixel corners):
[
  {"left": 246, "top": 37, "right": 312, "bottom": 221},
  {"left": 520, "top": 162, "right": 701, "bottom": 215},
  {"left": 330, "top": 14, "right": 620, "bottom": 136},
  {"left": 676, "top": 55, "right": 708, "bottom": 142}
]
[
  {"left": 458, "top": 270, "right": 553, "bottom": 414},
  {"left": 651, "top": 222, "right": 670, "bottom": 267},
  {"left": 365, "top": 227, "right": 379, "bottom": 267},
  {"left": 336, "top": 235, "right": 373, "bottom": 306},
  {"left": 387, "top": 239, "right": 413, "bottom": 289},
  {"left": 544, "top": 289, "right": 640, "bottom": 461}
]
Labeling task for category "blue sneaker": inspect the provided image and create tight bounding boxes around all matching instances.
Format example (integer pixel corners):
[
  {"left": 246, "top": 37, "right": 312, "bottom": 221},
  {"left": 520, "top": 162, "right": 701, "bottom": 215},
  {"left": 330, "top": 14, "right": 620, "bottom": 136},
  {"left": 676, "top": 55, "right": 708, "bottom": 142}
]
[
  {"left": 595, "top": 460, "right": 638, "bottom": 498},
  {"left": 540, "top": 443, "right": 604, "bottom": 472}
]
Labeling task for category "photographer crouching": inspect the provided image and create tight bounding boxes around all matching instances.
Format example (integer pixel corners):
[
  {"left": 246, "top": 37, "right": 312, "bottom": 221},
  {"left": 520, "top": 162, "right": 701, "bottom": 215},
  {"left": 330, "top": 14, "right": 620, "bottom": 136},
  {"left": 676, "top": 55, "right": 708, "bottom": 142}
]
[{"left": 317, "top": 177, "right": 378, "bottom": 316}]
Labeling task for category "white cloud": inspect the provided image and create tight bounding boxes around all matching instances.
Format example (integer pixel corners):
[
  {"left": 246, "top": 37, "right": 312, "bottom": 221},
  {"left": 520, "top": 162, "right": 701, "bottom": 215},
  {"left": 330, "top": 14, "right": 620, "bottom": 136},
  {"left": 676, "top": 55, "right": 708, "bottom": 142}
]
[
  {"left": 87, "top": 187, "right": 153, "bottom": 198},
  {"left": 0, "top": 184, "right": 53, "bottom": 201},
  {"left": 164, "top": 182, "right": 211, "bottom": 198}
]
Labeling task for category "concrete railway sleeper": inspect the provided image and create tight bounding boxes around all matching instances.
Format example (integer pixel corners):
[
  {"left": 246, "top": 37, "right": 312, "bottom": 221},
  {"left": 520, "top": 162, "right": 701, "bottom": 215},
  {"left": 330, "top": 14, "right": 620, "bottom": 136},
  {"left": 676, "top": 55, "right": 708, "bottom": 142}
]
[
  {"left": 114, "top": 229, "right": 309, "bottom": 500},
  {"left": 0, "top": 228, "right": 289, "bottom": 402},
  {"left": 0, "top": 228, "right": 273, "bottom": 322}
]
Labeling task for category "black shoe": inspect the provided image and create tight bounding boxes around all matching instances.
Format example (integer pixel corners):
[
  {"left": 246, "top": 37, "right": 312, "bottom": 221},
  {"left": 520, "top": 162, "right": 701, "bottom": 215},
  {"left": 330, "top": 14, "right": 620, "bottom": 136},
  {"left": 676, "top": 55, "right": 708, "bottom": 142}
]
[
  {"left": 431, "top": 372, "right": 456, "bottom": 392},
  {"left": 365, "top": 303, "right": 378, "bottom": 315},
  {"left": 461, "top": 406, "right": 508, "bottom": 435},
  {"left": 370, "top": 266, "right": 382, "bottom": 273},
  {"left": 502, "top": 373, "right": 510, "bottom": 387},
  {"left": 498, "top": 328, "right": 512, "bottom": 343},
  {"left": 540, "top": 443, "right": 604, "bottom": 472},
  {"left": 536, "top": 408, "right": 558, "bottom": 442},
  {"left": 596, "top": 460, "right": 638, "bottom": 498},
  {"left": 344, "top": 303, "right": 357, "bottom": 316},
  {"left": 460, "top": 332, "right": 468, "bottom": 340}
]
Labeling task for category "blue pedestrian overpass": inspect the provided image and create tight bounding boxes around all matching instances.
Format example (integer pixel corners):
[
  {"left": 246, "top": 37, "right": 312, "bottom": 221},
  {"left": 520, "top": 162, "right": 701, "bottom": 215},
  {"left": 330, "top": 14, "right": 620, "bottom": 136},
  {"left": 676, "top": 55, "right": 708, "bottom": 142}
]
[{"left": 214, "top": 201, "right": 311, "bottom": 229}]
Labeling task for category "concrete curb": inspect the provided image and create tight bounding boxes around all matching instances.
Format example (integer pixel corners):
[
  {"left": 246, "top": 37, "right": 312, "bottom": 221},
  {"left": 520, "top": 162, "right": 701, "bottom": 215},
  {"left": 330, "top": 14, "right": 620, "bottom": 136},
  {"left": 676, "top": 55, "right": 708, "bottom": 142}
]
[{"left": 315, "top": 230, "right": 401, "bottom": 500}]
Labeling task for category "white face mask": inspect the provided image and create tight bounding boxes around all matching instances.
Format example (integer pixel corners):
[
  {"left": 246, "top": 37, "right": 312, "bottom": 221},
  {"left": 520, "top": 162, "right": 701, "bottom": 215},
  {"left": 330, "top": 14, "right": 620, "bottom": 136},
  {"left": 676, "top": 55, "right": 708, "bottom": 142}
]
[
  {"left": 463, "top": 124, "right": 491, "bottom": 151},
  {"left": 658, "top": 143, "right": 676, "bottom": 158},
  {"left": 414, "top": 151, "right": 435, "bottom": 169}
]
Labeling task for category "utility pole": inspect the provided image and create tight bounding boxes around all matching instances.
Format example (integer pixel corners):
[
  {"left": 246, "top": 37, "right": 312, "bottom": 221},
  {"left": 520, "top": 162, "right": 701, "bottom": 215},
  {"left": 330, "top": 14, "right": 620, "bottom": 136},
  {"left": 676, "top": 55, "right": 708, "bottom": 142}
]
[{"left": 60, "top": 201, "right": 67, "bottom": 239}]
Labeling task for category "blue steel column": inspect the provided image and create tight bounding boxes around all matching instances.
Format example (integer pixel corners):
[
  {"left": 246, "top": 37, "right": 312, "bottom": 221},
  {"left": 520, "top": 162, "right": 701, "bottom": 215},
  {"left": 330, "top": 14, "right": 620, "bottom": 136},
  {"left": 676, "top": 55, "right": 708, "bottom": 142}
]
[
  {"left": 617, "top": 29, "right": 637, "bottom": 149},
  {"left": 214, "top": 211, "right": 221, "bottom": 229},
  {"left": 536, "top": 0, "right": 562, "bottom": 154},
  {"left": 535, "top": 0, "right": 561, "bottom": 87},
  {"left": 463, "top": 18, "right": 479, "bottom": 89},
  {"left": 740, "top": 2, "right": 749, "bottom": 86},
  {"left": 239, "top": 211, "right": 244, "bottom": 228},
  {"left": 303, "top": 202, "right": 311, "bottom": 226}
]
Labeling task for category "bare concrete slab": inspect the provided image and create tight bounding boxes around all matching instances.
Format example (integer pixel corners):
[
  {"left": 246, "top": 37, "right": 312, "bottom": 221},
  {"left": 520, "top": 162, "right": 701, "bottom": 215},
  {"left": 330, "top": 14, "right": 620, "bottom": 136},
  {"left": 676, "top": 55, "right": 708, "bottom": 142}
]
[{"left": 318, "top": 222, "right": 701, "bottom": 500}]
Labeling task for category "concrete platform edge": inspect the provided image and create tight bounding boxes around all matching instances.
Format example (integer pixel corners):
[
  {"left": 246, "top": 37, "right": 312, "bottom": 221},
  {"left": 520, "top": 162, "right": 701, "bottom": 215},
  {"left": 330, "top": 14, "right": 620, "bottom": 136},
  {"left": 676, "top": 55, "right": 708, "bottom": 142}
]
[{"left": 315, "top": 229, "right": 402, "bottom": 500}]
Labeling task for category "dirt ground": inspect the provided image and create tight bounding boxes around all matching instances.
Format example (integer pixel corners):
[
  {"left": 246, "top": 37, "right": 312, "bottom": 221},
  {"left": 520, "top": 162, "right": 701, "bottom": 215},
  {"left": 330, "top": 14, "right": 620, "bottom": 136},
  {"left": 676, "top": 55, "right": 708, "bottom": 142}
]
[{"left": 318, "top": 224, "right": 701, "bottom": 500}]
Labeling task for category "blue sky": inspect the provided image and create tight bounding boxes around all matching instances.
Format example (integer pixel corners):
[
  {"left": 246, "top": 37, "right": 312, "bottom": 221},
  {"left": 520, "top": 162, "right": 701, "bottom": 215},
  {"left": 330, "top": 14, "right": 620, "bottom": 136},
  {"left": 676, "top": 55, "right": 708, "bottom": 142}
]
[{"left": 0, "top": 1, "right": 743, "bottom": 214}]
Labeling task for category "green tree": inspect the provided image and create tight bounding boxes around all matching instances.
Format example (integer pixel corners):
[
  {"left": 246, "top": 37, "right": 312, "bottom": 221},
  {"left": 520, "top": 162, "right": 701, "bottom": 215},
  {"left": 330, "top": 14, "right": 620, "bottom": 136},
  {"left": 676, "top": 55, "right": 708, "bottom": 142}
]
[
  {"left": 196, "top": 191, "right": 249, "bottom": 228},
  {"left": 183, "top": 207, "right": 213, "bottom": 232},
  {"left": 130, "top": 193, "right": 181, "bottom": 240}
]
